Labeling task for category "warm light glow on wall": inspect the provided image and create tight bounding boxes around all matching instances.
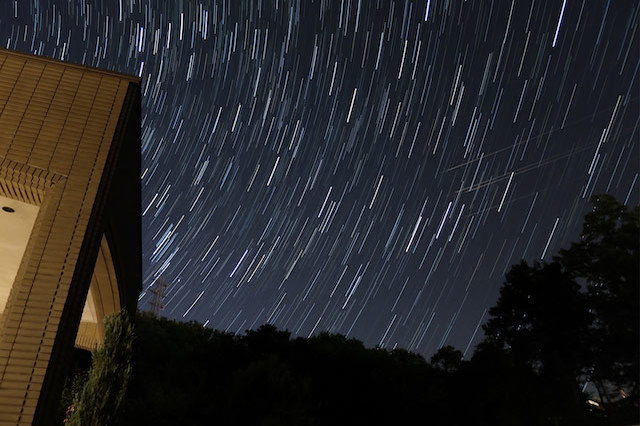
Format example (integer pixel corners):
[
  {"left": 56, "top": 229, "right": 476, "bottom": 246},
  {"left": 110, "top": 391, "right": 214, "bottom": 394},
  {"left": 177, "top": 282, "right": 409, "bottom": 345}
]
[{"left": 0, "top": 195, "right": 39, "bottom": 315}]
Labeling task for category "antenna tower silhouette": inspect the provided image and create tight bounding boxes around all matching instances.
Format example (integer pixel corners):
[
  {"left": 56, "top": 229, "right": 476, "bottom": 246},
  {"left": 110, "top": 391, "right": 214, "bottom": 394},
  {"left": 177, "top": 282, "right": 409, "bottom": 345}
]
[{"left": 149, "top": 278, "right": 168, "bottom": 316}]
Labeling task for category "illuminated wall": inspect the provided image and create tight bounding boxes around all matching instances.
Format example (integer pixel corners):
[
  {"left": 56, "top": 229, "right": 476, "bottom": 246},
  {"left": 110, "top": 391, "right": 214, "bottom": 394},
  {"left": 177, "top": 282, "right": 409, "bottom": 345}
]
[{"left": 0, "top": 49, "right": 141, "bottom": 425}]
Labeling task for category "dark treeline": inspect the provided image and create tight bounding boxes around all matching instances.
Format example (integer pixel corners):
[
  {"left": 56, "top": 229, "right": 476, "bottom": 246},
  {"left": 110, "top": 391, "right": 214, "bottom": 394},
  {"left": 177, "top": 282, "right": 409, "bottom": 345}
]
[{"left": 62, "top": 195, "right": 638, "bottom": 425}]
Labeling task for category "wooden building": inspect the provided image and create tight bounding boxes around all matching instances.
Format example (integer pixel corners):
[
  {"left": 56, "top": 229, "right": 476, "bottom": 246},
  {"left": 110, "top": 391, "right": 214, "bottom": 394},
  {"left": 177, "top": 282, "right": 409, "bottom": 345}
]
[{"left": 0, "top": 49, "right": 141, "bottom": 424}]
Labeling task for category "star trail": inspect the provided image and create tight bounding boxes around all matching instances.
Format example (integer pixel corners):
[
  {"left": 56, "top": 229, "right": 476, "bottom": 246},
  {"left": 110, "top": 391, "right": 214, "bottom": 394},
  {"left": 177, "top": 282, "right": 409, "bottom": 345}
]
[{"left": 2, "top": 0, "right": 638, "bottom": 358}]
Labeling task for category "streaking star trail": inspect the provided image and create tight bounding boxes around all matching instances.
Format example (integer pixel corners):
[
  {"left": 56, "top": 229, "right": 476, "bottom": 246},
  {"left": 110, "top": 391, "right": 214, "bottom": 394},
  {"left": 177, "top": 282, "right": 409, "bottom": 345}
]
[{"left": 2, "top": 0, "right": 637, "bottom": 358}]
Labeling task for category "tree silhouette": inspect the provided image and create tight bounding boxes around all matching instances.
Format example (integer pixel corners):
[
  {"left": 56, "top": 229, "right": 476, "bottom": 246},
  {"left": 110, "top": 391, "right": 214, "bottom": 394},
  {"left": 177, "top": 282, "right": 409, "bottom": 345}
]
[
  {"left": 558, "top": 194, "right": 639, "bottom": 418},
  {"left": 481, "top": 260, "right": 592, "bottom": 423},
  {"left": 430, "top": 345, "right": 463, "bottom": 372},
  {"left": 481, "top": 194, "right": 639, "bottom": 424},
  {"left": 63, "top": 194, "right": 635, "bottom": 426},
  {"left": 483, "top": 261, "right": 590, "bottom": 378}
]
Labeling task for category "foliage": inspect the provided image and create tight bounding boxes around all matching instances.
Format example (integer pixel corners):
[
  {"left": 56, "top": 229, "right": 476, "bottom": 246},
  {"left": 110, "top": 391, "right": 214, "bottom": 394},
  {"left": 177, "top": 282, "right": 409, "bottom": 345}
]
[
  {"left": 483, "top": 261, "right": 591, "bottom": 379},
  {"left": 67, "top": 310, "right": 134, "bottom": 426},
  {"left": 558, "top": 194, "right": 639, "bottom": 408},
  {"left": 62, "top": 193, "right": 636, "bottom": 426},
  {"left": 430, "top": 345, "right": 463, "bottom": 372},
  {"left": 480, "top": 194, "right": 639, "bottom": 424},
  {"left": 118, "top": 313, "right": 447, "bottom": 425},
  {"left": 58, "top": 348, "right": 91, "bottom": 423}
]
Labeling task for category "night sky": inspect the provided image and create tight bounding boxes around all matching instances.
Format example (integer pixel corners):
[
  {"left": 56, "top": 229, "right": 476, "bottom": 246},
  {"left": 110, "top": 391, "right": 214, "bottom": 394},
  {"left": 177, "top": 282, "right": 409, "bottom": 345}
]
[{"left": 2, "top": 0, "right": 638, "bottom": 358}]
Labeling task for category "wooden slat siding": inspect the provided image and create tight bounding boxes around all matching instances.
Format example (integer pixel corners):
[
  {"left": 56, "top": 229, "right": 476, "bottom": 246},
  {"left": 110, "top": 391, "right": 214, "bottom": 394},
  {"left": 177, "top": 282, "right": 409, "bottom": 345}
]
[
  {"left": 0, "top": 60, "right": 46, "bottom": 159},
  {"left": 0, "top": 50, "right": 134, "bottom": 424},
  {"left": 0, "top": 49, "right": 140, "bottom": 85},
  {"left": 0, "top": 160, "right": 61, "bottom": 206},
  {"left": 18, "top": 65, "right": 65, "bottom": 168},
  {"left": 88, "top": 259, "right": 106, "bottom": 342},
  {"left": 74, "top": 321, "right": 99, "bottom": 351},
  {"left": 0, "top": 56, "right": 26, "bottom": 125},
  {"left": 28, "top": 68, "right": 84, "bottom": 172},
  {"left": 26, "top": 79, "right": 125, "bottom": 425},
  {"left": 47, "top": 73, "right": 101, "bottom": 177},
  {"left": 90, "top": 236, "right": 121, "bottom": 340},
  {"left": 33, "top": 81, "right": 134, "bottom": 425},
  {"left": 102, "top": 237, "right": 119, "bottom": 316},
  {"left": 0, "top": 179, "right": 64, "bottom": 425},
  {"left": 0, "top": 54, "right": 8, "bottom": 75},
  {"left": 8, "top": 65, "right": 64, "bottom": 166}
]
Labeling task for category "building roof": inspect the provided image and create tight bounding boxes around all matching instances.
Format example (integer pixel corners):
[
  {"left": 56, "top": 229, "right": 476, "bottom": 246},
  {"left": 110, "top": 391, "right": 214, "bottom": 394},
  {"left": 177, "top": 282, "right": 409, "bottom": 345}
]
[{"left": 0, "top": 48, "right": 140, "bottom": 83}]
